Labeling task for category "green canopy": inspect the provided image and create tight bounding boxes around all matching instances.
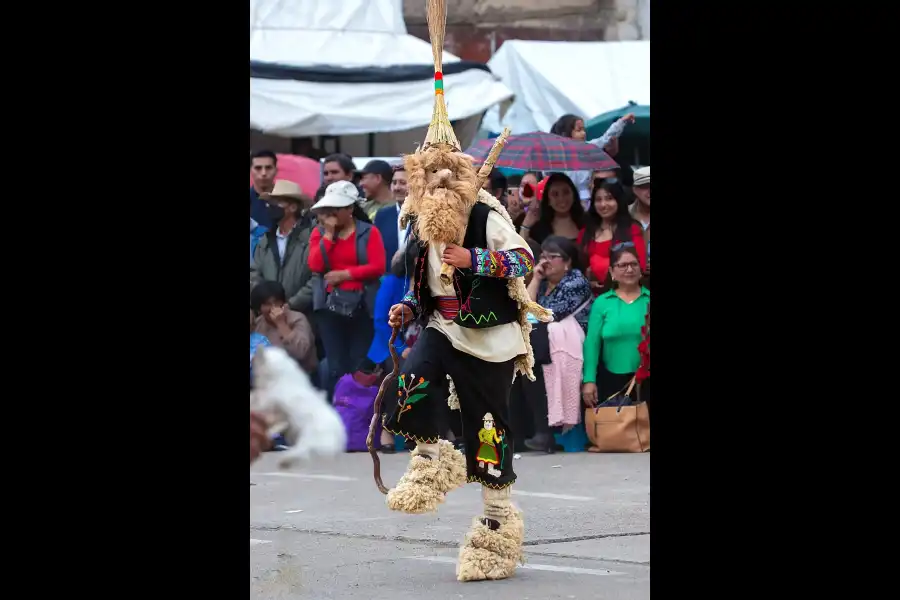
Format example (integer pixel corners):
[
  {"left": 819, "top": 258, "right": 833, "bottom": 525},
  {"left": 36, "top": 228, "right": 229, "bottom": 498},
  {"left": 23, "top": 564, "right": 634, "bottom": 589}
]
[{"left": 585, "top": 102, "right": 650, "bottom": 141}]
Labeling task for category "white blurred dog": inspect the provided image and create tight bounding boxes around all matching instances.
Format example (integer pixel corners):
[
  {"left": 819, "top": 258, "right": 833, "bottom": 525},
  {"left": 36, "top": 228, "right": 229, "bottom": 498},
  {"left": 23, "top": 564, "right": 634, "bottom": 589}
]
[{"left": 250, "top": 346, "right": 346, "bottom": 468}]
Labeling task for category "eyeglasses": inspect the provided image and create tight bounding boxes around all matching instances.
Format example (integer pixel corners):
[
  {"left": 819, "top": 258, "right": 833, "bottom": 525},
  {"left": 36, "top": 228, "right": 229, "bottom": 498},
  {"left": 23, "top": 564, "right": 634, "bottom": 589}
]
[
  {"left": 539, "top": 253, "right": 563, "bottom": 261},
  {"left": 613, "top": 262, "right": 640, "bottom": 271}
]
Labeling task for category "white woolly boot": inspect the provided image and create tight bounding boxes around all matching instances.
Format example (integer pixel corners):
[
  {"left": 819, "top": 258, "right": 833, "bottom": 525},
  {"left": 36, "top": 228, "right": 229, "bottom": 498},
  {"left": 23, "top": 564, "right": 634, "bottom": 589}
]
[
  {"left": 456, "top": 486, "right": 525, "bottom": 582},
  {"left": 386, "top": 440, "right": 467, "bottom": 514}
]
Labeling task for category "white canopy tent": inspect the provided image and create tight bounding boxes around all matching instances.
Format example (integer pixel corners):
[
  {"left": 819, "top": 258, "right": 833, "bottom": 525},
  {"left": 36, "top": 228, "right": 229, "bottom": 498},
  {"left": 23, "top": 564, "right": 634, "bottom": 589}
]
[
  {"left": 250, "top": 0, "right": 513, "bottom": 157},
  {"left": 480, "top": 40, "right": 650, "bottom": 135}
]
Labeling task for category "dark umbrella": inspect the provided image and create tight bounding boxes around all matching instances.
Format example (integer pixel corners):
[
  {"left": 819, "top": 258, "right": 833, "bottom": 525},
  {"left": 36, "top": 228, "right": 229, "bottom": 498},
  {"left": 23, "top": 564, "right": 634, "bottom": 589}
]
[{"left": 464, "top": 131, "right": 619, "bottom": 172}]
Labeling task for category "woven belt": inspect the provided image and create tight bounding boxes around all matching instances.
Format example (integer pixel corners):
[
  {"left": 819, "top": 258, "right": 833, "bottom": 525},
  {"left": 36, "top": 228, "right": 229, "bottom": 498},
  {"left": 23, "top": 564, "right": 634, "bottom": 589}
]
[{"left": 435, "top": 295, "right": 459, "bottom": 320}]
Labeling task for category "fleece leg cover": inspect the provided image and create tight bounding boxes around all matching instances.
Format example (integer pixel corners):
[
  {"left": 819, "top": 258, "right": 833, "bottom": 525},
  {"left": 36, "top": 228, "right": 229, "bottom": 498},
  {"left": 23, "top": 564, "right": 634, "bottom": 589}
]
[
  {"left": 386, "top": 440, "right": 467, "bottom": 514},
  {"left": 456, "top": 486, "right": 525, "bottom": 582}
]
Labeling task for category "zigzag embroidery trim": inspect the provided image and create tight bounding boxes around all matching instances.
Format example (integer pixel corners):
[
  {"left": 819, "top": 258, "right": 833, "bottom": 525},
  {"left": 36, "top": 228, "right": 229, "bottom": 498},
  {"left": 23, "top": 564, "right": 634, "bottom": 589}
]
[{"left": 457, "top": 311, "right": 498, "bottom": 324}]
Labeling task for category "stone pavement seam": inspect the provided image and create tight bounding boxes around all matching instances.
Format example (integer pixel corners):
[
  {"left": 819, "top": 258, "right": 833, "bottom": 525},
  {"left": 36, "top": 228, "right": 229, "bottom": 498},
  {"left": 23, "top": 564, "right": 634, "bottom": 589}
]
[
  {"left": 251, "top": 524, "right": 461, "bottom": 548},
  {"left": 523, "top": 531, "right": 650, "bottom": 546},
  {"left": 250, "top": 524, "right": 650, "bottom": 550},
  {"left": 524, "top": 551, "right": 650, "bottom": 567}
]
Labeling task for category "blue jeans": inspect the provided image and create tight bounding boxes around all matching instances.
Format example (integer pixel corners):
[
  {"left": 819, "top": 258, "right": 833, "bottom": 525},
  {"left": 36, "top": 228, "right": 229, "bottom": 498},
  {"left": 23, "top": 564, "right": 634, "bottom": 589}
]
[{"left": 315, "top": 308, "right": 374, "bottom": 401}]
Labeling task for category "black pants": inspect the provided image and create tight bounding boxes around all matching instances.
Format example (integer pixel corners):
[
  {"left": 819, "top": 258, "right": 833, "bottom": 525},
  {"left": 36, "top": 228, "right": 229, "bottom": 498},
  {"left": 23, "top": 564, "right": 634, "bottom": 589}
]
[
  {"left": 384, "top": 327, "right": 517, "bottom": 489},
  {"left": 597, "top": 368, "right": 631, "bottom": 399},
  {"left": 508, "top": 376, "right": 533, "bottom": 451},
  {"left": 522, "top": 367, "right": 551, "bottom": 436},
  {"left": 315, "top": 308, "right": 374, "bottom": 400}
]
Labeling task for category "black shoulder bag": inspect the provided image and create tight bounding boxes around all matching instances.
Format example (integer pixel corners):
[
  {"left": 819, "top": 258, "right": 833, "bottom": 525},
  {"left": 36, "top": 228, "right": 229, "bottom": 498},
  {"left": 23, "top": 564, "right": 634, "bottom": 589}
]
[{"left": 319, "top": 226, "right": 365, "bottom": 317}]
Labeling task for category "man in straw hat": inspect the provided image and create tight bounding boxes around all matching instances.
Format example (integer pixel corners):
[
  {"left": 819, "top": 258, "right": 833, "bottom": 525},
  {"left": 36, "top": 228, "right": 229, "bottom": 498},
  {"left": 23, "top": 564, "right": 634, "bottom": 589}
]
[
  {"left": 380, "top": 0, "right": 552, "bottom": 582},
  {"left": 250, "top": 180, "right": 316, "bottom": 314}
]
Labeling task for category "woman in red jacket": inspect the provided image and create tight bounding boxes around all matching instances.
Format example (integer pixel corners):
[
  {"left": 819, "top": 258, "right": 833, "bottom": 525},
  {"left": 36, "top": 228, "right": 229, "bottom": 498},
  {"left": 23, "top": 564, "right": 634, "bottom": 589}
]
[
  {"left": 307, "top": 181, "right": 386, "bottom": 397},
  {"left": 577, "top": 180, "right": 647, "bottom": 295}
]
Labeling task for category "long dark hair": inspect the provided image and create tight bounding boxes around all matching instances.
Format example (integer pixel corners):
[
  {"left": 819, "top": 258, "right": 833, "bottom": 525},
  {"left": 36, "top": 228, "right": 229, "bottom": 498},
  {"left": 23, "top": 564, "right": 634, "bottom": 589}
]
[
  {"left": 550, "top": 114, "right": 583, "bottom": 138},
  {"left": 531, "top": 173, "right": 585, "bottom": 243},
  {"left": 351, "top": 202, "right": 372, "bottom": 224},
  {"left": 580, "top": 181, "right": 635, "bottom": 254}
]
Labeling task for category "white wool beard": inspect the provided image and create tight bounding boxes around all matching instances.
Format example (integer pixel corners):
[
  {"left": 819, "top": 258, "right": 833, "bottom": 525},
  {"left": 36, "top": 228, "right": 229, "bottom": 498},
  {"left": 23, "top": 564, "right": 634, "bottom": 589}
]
[{"left": 414, "top": 187, "right": 469, "bottom": 244}]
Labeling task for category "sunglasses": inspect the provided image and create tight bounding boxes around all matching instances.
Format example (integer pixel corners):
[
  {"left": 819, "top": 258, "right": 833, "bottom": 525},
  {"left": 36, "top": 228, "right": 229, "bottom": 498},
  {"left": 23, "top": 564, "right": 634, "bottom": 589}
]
[{"left": 593, "top": 177, "right": 619, "bottom": 187}]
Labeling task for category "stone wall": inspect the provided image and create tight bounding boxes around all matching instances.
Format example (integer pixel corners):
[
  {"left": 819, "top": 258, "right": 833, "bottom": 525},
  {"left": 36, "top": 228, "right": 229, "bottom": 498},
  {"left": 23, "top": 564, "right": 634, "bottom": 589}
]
[{"left": 402, "top": 0, "right": 648, "bottom": 62}]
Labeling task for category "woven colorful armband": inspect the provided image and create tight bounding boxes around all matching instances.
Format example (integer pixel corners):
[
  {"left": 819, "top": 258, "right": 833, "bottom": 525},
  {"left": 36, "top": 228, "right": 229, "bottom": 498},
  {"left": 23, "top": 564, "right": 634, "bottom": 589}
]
[
  {"left": 470, "top": 247, "right": 534, "bottom": 278},
  {"left": 400, "top": 290, "right": 421, "bottom": 317}
]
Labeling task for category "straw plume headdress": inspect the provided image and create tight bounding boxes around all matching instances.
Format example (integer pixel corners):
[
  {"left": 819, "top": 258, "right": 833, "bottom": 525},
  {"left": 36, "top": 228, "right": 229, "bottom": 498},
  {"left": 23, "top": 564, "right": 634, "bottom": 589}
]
[
  {"left": 417, "top": 0, "right": 509, "bottom": 170},
  {"left": 422, "top": 0, "right": 460, "bottom": 152}
]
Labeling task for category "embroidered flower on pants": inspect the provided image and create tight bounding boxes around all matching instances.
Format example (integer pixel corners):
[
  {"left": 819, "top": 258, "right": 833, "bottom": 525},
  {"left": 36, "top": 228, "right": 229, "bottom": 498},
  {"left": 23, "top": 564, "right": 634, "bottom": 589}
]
[{"left": 396, "top": 373, "right": 430, "bottom": 421}]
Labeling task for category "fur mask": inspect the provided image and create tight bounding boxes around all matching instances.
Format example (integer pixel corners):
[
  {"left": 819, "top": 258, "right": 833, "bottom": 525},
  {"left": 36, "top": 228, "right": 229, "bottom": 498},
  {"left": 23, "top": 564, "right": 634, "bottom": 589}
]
[{"left": 400, "top": 146, "right": 479, "bottom": 245}]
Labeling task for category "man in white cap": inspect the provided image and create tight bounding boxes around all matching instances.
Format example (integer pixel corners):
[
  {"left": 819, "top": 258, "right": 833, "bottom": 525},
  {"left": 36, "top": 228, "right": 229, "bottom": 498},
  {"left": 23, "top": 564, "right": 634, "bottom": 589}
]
[
  {"left": 630, "top": 166, "right": 650, "bottom": 257},
  {"left": 631, "top": 166, "right": 650, "bottom": 228}
]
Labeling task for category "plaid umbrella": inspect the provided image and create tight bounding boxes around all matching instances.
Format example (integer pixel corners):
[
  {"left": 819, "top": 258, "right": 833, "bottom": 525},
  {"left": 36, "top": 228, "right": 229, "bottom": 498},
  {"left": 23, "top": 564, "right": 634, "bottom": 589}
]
[{"left": 464, "top": 131, "right": 619, "bottom": 172}]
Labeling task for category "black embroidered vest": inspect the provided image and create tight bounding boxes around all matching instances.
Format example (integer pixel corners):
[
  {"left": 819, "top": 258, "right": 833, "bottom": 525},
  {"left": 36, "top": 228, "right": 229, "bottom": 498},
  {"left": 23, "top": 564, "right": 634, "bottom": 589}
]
[{"left": 410, "top": 203, "right": 519, "bottom": 330}]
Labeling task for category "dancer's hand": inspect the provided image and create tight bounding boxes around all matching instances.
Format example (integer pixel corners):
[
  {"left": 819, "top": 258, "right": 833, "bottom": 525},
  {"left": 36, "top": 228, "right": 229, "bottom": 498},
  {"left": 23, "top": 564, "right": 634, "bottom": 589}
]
[
  {"left": 250, "top": 411, "right": 271, "bottom": 464},
  {"left": 582, "top": 382, "right": 598, "bottom": 408},
  {"left": 441, "top": 244, "right": 472, "bottom": 269},
  {"left": 388, "top": 303, "right": 413, "bottom": 328},
  {"left": 622, "top": 112, "right": 636, "bottom": 124}
]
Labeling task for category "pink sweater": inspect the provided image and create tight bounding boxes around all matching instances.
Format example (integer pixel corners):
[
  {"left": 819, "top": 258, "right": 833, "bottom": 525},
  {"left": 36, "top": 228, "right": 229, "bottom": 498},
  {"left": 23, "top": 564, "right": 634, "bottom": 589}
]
[{"left": 542, "top": 311, "right": 587, "bottom": 428}]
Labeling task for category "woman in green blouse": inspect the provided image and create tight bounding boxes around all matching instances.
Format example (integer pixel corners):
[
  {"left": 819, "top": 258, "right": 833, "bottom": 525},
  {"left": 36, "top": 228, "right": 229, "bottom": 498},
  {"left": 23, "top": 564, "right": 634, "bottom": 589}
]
[{"left": 582, "top": 243, "right": 650, "bottom": 413}]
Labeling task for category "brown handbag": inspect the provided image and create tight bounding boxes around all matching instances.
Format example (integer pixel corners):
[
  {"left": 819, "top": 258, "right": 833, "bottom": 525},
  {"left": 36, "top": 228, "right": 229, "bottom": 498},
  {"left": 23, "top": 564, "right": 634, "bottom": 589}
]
[{"left": 585, "top": 378, "right": 651, "bottom": 453}]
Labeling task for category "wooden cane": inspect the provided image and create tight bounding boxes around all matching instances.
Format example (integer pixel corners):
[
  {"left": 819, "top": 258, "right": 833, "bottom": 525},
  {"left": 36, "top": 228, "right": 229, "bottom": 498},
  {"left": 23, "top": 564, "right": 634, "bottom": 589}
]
[{"left": 366, "top": 326, "right": 401, "bottom": 495}]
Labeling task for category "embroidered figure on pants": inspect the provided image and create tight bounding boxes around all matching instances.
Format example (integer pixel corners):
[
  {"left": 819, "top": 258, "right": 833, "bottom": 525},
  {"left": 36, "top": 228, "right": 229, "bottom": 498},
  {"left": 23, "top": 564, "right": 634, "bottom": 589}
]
[
  {"left": 476, "top": 413, "right": 503, "bottom": 477},
  {"left": 396, "top": 373, "right": 430, "bottom": 422}
]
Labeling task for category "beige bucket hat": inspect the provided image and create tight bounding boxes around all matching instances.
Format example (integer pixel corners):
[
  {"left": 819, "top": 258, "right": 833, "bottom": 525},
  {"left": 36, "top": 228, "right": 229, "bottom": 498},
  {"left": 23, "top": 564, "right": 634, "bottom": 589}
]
[{"left": 261, "top": 180, "right": 311, "bottom": 205}]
